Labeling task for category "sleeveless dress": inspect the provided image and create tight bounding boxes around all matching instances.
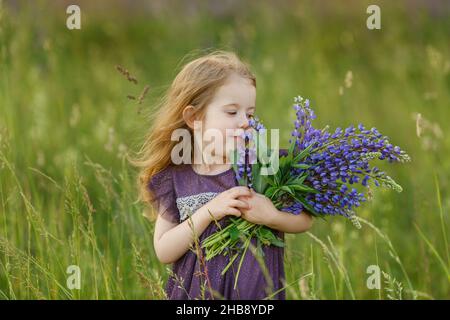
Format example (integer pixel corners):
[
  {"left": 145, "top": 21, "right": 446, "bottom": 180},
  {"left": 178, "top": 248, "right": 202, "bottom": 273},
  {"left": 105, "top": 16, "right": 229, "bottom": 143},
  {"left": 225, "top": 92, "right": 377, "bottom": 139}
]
[{"left": 148, "top": 163, "right": 286, "bottom": 300}]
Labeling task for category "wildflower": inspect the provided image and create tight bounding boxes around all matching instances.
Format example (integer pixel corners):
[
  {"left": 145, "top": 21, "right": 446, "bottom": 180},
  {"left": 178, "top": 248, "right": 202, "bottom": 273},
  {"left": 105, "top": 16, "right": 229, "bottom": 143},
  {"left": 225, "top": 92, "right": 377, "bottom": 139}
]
[
  {"left": 289, "top": 96, "right": 410, "bottom": 217},
  {"left": 203, "top": 95, "right": 410, "bottom": 275}
]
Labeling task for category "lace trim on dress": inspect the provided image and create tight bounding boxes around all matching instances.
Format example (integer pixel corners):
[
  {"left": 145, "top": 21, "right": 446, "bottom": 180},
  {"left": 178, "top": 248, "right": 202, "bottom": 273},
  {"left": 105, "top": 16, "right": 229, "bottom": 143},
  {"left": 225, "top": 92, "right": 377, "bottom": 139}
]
[{"left": 176, "top": 192, "right": 219, "bottom": 222}]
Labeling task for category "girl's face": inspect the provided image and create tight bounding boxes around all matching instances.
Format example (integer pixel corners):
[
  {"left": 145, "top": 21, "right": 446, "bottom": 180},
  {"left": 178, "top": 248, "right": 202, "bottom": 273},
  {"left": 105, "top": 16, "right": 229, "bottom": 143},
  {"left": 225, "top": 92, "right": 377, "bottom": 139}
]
[{"left": 200, "top": 73, "right": 256, "bottom": 162}]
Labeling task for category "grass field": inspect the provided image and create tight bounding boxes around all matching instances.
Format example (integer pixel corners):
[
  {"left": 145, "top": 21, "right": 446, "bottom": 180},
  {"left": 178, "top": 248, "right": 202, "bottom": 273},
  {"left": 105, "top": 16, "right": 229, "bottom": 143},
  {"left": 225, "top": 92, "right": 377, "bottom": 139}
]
[{"left": 0, "top": 0, "right": 449, "bottom": 299}]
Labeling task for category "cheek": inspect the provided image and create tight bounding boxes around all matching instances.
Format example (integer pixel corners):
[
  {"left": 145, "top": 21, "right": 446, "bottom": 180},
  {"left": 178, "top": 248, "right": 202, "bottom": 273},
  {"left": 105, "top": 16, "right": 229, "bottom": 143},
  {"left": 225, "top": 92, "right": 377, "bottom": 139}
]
[
  {"left": 203, "top": 113, "right": 221, "bottom": 130},
  {"left": 204, "top": 116, "right": 236, "bottom": 134}
]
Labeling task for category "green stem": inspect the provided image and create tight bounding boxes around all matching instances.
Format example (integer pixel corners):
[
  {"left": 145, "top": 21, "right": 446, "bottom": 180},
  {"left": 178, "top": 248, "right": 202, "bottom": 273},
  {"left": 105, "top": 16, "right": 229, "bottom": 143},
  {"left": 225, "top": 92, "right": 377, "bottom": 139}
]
[{"left": 233, "top": 229, "right": 256, "bottom": 289}]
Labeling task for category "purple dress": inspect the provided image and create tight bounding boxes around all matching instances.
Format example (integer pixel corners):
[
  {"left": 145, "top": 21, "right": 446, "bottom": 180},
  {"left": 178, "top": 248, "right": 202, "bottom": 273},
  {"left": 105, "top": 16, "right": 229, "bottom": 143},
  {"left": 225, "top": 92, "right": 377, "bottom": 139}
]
[{"left": 148, "top": 164, "right": 286, "bottom": 300}]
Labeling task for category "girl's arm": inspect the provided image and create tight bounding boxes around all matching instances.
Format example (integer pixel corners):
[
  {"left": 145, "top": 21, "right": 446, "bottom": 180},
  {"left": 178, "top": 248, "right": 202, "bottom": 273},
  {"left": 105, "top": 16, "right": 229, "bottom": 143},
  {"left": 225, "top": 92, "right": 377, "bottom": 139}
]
[
  {"left": 153, "top": 206, "right": 213, "bottom": 264},
  {"left": 153, "top": 186, "right": 251, "bottom": 264},
  {"left": 239, "top": 190, "right": 314, "bottom": 234},
  {"left": 266, "top": 209, "right": 313, "bottom": 233}
]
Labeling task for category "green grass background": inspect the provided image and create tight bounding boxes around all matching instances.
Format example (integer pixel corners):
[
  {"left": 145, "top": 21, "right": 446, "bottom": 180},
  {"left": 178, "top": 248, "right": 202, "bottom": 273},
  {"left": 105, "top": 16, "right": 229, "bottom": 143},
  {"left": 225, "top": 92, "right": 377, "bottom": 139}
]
[{"left": 0, "top": 0, "right": 449, "bottom": 299}]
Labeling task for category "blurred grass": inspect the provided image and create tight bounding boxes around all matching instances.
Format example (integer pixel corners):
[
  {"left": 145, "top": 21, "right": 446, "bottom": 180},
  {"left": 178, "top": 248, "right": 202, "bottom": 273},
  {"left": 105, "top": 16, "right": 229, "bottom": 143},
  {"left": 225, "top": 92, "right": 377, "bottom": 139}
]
[{"left": 0, "top": 0, "right": 449, "bottom": 299}]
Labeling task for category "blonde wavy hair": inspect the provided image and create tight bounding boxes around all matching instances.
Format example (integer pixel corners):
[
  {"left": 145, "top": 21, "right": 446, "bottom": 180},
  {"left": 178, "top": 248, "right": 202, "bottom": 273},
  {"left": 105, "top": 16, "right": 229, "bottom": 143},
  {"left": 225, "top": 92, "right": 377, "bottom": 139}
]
[{"left": 130, "top": 50, "right": 256, "bottom": 216}]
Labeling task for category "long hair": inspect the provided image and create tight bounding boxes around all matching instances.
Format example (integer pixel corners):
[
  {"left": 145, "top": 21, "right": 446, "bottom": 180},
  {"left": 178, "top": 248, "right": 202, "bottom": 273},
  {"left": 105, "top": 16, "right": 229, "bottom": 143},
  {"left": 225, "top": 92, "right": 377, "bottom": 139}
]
[{"left": 129, "top": 50, "right": 256, "bottom": 217}]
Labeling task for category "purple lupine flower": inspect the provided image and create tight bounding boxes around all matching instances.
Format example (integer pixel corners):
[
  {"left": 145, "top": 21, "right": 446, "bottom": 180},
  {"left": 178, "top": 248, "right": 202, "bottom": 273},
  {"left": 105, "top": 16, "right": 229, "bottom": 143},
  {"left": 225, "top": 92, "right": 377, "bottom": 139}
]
[
  {"left": 281, "top": 202, "right": 303, "bottom": 215},
  {"left": 287, "top": 96, "right": 410, "bottom": 218},
  {"left": 234, "top": 115, "right": 265, "bottom": 188}
]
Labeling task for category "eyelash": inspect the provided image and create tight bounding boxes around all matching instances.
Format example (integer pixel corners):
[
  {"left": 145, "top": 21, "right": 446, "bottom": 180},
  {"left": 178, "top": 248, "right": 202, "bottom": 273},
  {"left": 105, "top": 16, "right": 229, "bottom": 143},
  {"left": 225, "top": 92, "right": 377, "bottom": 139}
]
[{"left": 226, "top": 111, "right": 254, "bottom": 117}]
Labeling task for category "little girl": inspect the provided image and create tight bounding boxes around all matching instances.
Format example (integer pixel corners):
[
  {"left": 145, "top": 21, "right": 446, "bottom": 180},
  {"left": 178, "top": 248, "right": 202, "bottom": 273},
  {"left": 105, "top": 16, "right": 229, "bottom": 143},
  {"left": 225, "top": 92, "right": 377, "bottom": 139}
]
[{"left": 135, "top": 51, "right": 313, "bottom": 300}]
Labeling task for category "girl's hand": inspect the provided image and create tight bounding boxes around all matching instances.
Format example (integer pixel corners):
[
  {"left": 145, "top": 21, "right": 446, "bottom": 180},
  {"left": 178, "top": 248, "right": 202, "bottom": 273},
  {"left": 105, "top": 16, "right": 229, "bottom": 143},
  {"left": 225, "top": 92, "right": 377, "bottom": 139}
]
[
  {"left": 202, "top": 186, "right": 252, "bottom": 221},
  {"left": 238, "top": 189, "right": 279, "bottom": 226}
]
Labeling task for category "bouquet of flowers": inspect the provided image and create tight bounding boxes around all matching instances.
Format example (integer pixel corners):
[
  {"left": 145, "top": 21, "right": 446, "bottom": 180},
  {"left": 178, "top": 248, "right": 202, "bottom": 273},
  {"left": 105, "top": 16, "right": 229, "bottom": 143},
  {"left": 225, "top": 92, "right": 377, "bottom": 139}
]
[{"left": 202, "top": 96, "right": 410, "bottom": 285}]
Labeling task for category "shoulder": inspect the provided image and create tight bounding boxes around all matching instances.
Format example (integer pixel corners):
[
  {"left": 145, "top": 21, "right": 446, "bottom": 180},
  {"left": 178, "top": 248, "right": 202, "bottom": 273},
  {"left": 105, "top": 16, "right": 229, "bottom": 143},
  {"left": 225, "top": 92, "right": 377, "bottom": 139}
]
[
  {"left": 151, "top": 164, "right": 173, "bottom": 180},
  {"left": 171, "top": 163, "right": 193, "bottom": 176},
  {"left": 148, "top": 165, "right": 175, "bottom": 193},
  {"left": 148, "top": 164, "right": 192, "bottom": 192}
]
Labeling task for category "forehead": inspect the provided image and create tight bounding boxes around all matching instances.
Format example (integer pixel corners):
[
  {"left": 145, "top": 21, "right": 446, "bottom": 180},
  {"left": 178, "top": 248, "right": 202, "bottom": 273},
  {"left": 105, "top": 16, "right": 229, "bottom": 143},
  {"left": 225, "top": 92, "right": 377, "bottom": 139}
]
[{"left": 211, "top": 73, "right": 256, "bottom": 107}]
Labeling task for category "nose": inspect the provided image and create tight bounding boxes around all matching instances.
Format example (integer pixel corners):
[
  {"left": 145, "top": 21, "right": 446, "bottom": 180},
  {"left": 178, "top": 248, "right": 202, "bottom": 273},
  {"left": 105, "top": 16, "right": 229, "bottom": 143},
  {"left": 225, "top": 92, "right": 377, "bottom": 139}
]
[{"left": 238, "top": 113, "right": 250, "bottom": 129}]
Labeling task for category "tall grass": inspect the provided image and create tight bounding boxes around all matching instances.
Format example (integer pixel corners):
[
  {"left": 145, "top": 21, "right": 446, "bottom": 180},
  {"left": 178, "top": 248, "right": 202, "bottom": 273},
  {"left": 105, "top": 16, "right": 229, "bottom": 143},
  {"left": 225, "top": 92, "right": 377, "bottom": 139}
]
[{"left": 0, "top": 0, "right": 449, "bottom": 299}]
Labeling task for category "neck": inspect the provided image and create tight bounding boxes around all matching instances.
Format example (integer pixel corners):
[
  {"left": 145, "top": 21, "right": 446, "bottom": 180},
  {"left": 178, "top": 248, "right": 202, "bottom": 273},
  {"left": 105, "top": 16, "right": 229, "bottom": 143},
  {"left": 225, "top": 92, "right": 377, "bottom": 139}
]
[{"left": 192, "top": 162, "right": 232, "bottom": 175}]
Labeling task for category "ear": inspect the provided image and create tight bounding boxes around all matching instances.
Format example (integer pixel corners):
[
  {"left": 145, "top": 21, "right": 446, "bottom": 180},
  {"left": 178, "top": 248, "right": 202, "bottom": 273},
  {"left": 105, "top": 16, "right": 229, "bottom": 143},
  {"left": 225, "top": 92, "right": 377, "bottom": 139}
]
[{"left": 182, "top": 105, "right": 198, "bottom": 130}]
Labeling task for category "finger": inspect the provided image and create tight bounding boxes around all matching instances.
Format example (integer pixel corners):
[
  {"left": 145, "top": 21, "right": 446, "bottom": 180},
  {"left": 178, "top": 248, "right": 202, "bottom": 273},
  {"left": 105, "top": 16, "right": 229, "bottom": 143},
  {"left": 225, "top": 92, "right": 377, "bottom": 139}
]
[
  {"left": 227, "top": 208, "right": 241, "bottom": 217},
  {"left": 230, "top": 199, "right": 251, "bottom": 210},
  {"left": 229, "top": 186, "right": 252, "bottom": 198},
  {"left": 237, "top": 195, "right": 251, "bottom": 202}
]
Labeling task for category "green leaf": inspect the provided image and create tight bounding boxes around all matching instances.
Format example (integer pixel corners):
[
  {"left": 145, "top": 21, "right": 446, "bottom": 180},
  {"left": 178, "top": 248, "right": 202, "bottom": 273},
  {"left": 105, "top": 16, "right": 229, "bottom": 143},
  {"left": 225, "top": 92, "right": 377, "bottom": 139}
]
[
  {"left": 280, "top": 185, "right": 295, "bottom": 196},
  {"left": 256, "top": 238, "right": 265, "bottom": 257},
  {"left": 291, "top": 194, "right": 319, "bottom": 217},
  {"left": 287, "top": 175, "right": 307, "bottom": 185},
  {"left": 288, "top": 138, "right": 296, "bottom": 158},
  {"left": 262, "top": 175, "right": 275, "bottom": 187},
  {"left": 254, "top": 164, "right": 270, "bottom": 194},
  {"left": 290, "top": 184, "right": 318, "bottom": 193},
  {"left": 270, "top": 188, "right": 283, "bottom": 200},
  {"left": 258, "top": 227, "right": 273, "bottom": 238},
  {"left": 274, "top": 170, "right": 281, "bottom": 186},
  {"left": 264, "top": 186, "right": 278, "bottom": 198},
  {"left": 270, "top": 238, "right": 286, "bottom": 247},
  {"left": 256, "top": 132, "right": 269, "bottom": 163},
  {"left": 293, "top": 144, "right": 313, "bottom": 162},
  {"left": 228, "top": 225, "right": 240, "bottom": 241},
  {"left": 257, "top": 227, "right": 285, "bottom": 247},
  {"left": 292, "top": 163, "right": 311, "bottom": 169},
  {"left": 251, "top": 162, "right": 263, "bottom": 193}
]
